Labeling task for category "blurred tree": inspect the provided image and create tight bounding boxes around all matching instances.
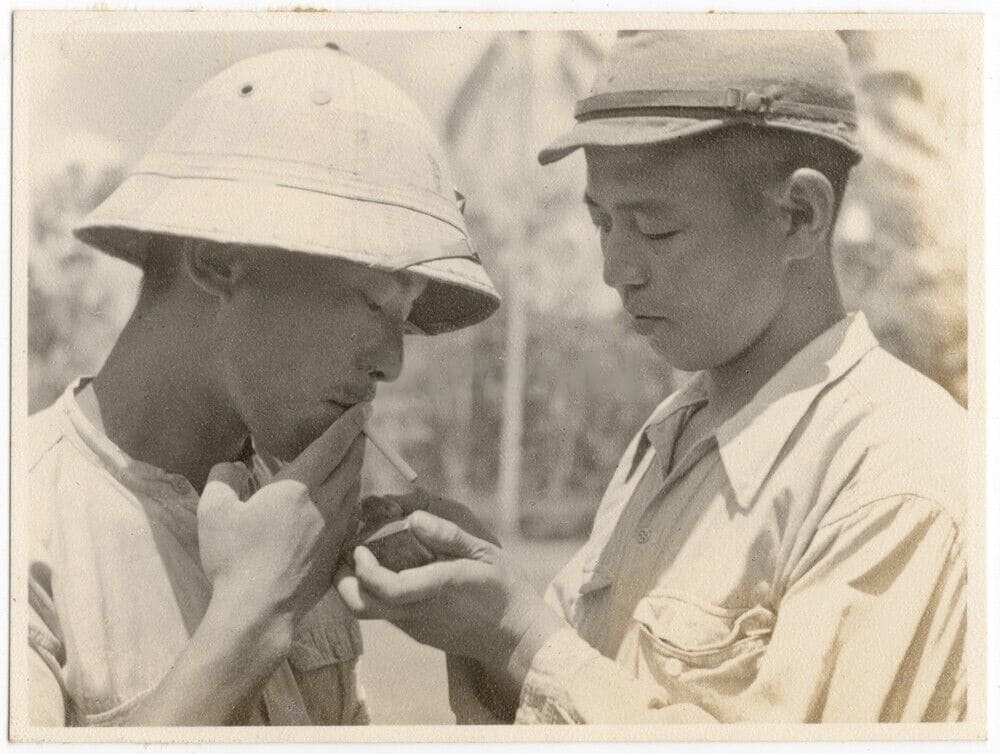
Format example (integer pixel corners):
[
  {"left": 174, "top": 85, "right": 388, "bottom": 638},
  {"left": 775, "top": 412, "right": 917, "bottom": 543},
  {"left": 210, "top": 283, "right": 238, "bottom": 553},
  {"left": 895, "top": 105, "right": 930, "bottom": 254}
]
[
  {"left": 837, "top": 31, "right": 968, "bottom": 404},
  {"left": 28, "top": 147, "right": 139, "bottom": 413},
  {"left": 444, "top": 31, "right": 605, "bottom": 536}
]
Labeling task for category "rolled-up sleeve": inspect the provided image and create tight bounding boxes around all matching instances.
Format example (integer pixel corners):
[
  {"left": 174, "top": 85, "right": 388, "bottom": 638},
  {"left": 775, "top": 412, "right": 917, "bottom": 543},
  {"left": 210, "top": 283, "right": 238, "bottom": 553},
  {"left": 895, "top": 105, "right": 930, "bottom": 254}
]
[{"left": 514, "top": 495, "right": 966, "bottom": 724}]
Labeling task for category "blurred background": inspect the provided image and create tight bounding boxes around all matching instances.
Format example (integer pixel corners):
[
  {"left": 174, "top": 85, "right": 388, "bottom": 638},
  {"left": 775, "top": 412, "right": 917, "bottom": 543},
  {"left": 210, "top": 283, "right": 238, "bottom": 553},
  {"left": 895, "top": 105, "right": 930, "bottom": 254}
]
[{"left": 23, "top": 26, "right": 972, "bottom": 723}]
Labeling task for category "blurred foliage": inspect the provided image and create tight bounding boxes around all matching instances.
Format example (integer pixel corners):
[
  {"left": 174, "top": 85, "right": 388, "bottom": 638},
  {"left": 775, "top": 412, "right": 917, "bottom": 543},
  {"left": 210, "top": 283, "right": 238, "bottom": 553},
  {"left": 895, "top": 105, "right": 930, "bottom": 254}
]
[
  {"left": 836, "top": 31, "right": 969, "bottom": 404},
  {"left": 28, "top": 161, "right": 139, "bottom": 413},
  {"left": 26, "top": 31, "right": 971, "bottom": 540}
]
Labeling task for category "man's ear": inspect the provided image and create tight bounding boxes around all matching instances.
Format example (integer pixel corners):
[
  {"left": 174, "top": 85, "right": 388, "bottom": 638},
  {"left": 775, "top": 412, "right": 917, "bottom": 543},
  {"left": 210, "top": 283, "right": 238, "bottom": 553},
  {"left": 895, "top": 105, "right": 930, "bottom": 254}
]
[
  {"left": 775, "top": 168, "right": 836, "bottom": 261},
  {"left": 182, "top": 242, "right": 246, "bottom": 299}
]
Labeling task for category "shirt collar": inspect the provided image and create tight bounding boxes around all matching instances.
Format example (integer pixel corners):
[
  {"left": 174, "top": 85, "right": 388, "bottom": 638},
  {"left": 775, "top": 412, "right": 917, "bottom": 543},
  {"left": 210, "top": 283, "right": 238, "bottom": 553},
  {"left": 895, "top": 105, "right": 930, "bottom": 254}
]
[
  {"left": 630, "top": 312, "right": 879, "bottom": 506},
  {"left": 714, "top": 311, "right": 879, "bottom": 509},
  {"left": 627, "top": 376, "right": 708, "bottom": 480},
  {"left": 58, "top": 377, "right": 199, "bottom": 506}
]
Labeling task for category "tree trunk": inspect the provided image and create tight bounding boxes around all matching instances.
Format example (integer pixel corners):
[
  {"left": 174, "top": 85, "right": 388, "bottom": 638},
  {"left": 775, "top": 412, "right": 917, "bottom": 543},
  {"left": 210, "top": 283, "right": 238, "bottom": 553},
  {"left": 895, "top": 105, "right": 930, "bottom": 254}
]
[{"left": 497, "top": 273, "right": 527, "bottom": 536}]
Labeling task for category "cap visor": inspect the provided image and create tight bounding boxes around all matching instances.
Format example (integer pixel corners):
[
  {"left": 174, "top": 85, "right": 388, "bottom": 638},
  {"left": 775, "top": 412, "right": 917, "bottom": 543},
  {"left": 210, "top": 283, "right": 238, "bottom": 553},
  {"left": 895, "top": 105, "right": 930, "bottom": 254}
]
[
  {"left": 539, "top": 115, "right": 863, "bottom": 165},
  {"left": 538, "top": 116, "right": 724, "bottom": 165}
]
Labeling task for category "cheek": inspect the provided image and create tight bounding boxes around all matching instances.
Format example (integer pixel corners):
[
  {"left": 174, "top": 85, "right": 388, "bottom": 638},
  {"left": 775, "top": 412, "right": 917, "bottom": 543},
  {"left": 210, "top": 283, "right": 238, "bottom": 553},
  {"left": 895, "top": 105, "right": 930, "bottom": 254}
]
[
  {"left": 642, "top": 235, "right": 785, "bottom": 367},
  {"left": 211, "top": 293, "right": 346, "bottom": 455}
]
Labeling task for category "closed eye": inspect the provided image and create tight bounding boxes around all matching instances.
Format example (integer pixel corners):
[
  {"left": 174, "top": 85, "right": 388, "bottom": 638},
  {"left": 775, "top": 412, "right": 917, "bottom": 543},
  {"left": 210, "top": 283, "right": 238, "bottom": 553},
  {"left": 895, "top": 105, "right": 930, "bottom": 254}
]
[
  {"left": 356, "top": 290, "right": 383, "bottom": 314},
  {"left": 642, "top": 229, "right": 681, "bottom": 241}
]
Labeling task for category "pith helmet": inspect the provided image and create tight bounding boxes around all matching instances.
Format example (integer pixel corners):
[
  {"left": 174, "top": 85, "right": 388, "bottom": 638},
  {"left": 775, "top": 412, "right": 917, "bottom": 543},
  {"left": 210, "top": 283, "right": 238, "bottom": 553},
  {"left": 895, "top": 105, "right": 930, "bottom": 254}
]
[
  {"left": 75, "top": 45, "right": 500, "bottom": 335},
  {"left": 539, "top": 30, "right": 862, "bottom": 165}
]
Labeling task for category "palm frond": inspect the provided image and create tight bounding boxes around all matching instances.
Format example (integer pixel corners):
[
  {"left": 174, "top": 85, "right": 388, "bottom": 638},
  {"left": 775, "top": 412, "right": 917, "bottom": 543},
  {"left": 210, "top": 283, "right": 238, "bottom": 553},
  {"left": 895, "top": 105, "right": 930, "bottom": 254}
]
[{"left": 444, "top": 39, "right": 507, "bottom": 144}]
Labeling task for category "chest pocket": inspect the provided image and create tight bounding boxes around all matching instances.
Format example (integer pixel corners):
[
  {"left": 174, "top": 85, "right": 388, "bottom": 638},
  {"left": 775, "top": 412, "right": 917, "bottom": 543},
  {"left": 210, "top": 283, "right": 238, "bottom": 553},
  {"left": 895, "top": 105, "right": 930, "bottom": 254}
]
[{"left": 631, "top": 593, "right": 775, "bottom": 683}]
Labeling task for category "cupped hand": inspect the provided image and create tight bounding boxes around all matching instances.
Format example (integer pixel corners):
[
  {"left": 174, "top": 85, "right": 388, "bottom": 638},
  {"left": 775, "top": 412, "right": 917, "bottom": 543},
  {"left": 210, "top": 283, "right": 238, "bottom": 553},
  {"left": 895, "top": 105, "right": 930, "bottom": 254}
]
[
  {"left": 353, "top": 488, "right": 500, "bottom": 549},
  {"left": 198, "top": 403, "right": 369, "bottom": 628},
  {"left": 335, "top": 510, "right": 565, "bottom": 686}
]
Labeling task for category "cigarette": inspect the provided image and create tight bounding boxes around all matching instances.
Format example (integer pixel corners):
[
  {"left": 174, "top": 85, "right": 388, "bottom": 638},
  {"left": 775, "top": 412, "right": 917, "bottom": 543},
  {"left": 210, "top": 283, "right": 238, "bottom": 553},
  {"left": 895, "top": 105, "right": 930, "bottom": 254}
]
[{"left": 363, "top": 426, "right": 418, "bottom": 483}]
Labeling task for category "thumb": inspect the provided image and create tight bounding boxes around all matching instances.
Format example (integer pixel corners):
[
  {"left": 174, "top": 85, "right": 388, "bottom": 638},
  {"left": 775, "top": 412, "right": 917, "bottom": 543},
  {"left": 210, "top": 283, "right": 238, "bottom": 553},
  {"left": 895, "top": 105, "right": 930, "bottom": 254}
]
[
  {"left": 406, "top": 510, "right": 492, "bottom": 561},
  {"left": 202, "top": 461, "right": 251, "bottom": 506}
]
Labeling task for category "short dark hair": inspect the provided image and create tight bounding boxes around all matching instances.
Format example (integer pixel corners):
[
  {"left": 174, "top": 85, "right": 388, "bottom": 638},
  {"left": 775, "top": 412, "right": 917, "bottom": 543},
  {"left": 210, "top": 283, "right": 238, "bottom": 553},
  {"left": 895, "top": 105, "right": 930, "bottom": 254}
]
[{"left": 684, "top": 125, "right": 857, "bottom": 222}]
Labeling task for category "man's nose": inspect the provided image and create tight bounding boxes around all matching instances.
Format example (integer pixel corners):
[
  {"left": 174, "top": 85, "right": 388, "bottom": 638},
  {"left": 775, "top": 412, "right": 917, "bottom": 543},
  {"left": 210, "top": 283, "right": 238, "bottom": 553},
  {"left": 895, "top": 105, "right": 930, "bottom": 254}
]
[
  {"left": 601, "top": 233, "right": 647, "bottom": 292},
  {"left": 365, "top": 324, "right": 404, "bottom": 383}
]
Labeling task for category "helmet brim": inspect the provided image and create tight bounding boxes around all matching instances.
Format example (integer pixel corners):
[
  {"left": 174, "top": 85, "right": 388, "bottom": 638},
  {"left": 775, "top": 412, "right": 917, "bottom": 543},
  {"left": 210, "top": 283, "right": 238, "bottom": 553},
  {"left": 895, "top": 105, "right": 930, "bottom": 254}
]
[{"left": 74, "top": 173, "right": 501, "bottom": 335}]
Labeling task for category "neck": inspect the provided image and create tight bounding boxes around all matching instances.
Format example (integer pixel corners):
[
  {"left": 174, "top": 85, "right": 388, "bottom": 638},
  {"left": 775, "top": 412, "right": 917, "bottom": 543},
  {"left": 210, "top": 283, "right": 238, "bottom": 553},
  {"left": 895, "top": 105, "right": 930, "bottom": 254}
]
[
  {"left": 703, "top": 259, "right": 845, "bottom": 423},
  {"left": 91, "top": 292, "right": 247, "bottom": 492}
]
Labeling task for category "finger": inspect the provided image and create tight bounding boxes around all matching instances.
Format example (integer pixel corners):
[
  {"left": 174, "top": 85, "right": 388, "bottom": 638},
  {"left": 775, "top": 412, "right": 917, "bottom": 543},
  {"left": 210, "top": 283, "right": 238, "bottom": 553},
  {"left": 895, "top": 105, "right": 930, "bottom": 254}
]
[
  {"left": 333, "top": 564, "right": 401, "bottom": 620},
  {"left": 202, "top": 461, "right": 251, "bottom": 504},
  {"left": 406, "top": 510, "right": 493, "bottom": 560},
  {"left": 360, "top": 495, "right": 405, "bottom": 521},
  {"left": 312, "top": 436, "right": 365, "bottom": 522},
  {"left": 277, "top": 403, "right": 370, "bottom": 492},
  {"left": 380, "top": 489, "right": 433, "bottom": 514},
  {"left": 353, "top": 545, "right": 459, "bottom": 604},
  {"left": 207, "top": 460, "right": 251, "bottom": 489}
]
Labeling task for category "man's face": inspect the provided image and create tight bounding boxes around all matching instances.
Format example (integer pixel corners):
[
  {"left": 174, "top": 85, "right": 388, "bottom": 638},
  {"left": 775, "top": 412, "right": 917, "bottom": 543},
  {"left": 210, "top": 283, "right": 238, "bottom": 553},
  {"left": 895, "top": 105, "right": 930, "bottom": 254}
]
[
  {"left": 584, "top": 141, "right": 787, "bottom": 371},
  {"left": 210, "top": 251, "right": 426, "bottom": 461}
]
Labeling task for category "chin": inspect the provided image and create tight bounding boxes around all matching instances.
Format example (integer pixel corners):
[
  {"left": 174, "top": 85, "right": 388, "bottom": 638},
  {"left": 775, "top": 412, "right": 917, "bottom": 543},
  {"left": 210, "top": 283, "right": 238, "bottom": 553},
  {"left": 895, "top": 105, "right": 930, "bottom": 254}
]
[
  {"left": 645, "top": 330, "right": 722, "bottom": 373},
  {"left": 253, "top": 411, "right": 338, "bottom": 464}
]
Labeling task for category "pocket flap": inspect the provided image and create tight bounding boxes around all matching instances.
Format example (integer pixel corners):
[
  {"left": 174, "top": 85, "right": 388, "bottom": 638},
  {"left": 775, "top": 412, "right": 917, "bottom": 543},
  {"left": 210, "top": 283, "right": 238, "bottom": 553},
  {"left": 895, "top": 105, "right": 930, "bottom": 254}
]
[{"left": 634, "top": 594, "right": 775, "bottom": 664}]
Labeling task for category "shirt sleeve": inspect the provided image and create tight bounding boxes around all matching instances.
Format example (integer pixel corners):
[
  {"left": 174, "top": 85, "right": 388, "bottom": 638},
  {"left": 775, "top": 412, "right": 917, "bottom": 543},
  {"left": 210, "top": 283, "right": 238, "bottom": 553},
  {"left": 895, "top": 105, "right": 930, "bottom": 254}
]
[
  {"left": 515, "top": 626, "right": 717, "bottom": 723},
  {"left": 27, "top": 568, "right": 69, "bottom": 726},
  {"left": 515, "top": 494, "right": 966, "bottom": 724}
]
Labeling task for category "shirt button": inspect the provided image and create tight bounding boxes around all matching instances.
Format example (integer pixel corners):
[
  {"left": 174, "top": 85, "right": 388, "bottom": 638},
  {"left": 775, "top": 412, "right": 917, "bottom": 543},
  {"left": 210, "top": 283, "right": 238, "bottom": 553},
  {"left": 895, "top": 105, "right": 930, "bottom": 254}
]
[
  {"left": 664, "top": 657, "right": 685, "bottom": 676},
  {"left": 636, "top": 528, "right": 651, "bottom": 544}
]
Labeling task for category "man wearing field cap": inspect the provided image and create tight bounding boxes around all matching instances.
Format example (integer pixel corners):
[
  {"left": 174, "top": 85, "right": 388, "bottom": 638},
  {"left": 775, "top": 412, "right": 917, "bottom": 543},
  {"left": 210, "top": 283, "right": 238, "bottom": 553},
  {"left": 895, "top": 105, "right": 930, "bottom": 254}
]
[
  {"left": 341, "top": 30, "right": 967, "bottom": 723},
  {"left": 26, "top": 45, "right": 499, "bottom": 726}
]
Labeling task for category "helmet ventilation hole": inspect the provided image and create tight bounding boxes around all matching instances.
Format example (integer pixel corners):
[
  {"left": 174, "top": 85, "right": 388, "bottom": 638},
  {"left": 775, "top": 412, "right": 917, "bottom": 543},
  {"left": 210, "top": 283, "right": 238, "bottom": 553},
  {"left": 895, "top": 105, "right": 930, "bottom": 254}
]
[{"left": 239, "top": 84, "right": 254, "bottom": 96}]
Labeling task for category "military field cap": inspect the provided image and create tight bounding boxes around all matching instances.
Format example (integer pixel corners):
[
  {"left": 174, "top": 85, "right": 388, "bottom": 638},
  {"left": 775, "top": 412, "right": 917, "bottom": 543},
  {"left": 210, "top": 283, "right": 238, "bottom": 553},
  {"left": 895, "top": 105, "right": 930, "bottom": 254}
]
[
  {"left": 539, "top": 30, "right": 862, "bottom": 166},
  {"left": 74, "top": 45, "right": 500, "bottom": 335}
]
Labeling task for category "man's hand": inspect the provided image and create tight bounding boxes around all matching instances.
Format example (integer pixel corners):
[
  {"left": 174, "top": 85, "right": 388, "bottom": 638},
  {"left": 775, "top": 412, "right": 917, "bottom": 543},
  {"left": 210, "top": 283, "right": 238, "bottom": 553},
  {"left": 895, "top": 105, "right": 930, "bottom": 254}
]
[
  {"left": 199, "top": 403, "right": 369, "bottom": 632},
  {"left": 353, "top": 488, "right": 500, "bottom": 548},
  {"left": 335, "top": 511, "right": 566, "bottom": 694},
  {"left": 106, "top": 405, "right": 369, "bottom": 725}
]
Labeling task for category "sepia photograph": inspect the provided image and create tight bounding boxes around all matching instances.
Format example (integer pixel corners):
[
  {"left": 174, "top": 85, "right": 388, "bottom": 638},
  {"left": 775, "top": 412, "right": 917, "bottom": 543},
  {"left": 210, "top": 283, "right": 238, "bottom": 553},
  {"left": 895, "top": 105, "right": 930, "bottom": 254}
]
[{"left": 8, "top": 10, "right": 987, "bottom": 744}]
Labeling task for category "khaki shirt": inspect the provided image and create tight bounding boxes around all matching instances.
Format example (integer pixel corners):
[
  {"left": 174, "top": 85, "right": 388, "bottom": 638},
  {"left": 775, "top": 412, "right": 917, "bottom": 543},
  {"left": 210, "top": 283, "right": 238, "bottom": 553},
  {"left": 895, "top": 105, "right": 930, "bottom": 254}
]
[
  {"left": 27, "top": 379, "right": 369, "bottom": 726},
  {"left": 515, "top": 313, "right": 967, "bottom": 724}
]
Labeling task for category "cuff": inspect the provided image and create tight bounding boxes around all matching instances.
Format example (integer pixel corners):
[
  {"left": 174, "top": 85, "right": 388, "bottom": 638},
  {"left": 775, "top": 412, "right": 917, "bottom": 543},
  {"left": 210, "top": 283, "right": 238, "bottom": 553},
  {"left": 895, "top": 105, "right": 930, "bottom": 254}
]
[{"left": 515, "top": 625, "right": 603, "bottom": 724}]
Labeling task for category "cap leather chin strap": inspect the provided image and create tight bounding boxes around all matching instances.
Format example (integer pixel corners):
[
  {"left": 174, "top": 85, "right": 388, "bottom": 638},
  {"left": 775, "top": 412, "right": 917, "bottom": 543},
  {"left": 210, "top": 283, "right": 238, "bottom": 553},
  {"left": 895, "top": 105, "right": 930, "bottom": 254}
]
[{"left": 576, "top": 88, "right": 857, "bottom": 127}]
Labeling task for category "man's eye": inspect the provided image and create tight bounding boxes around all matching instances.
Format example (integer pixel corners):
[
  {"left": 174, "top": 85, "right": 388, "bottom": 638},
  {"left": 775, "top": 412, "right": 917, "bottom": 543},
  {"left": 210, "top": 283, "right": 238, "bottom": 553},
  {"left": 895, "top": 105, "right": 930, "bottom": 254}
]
[
  {"left": 642, "top": 229, "right": 680, "bottom": 241},
  {"left": 635, "top": 219, "right": 681, "bottom": 241},
  {"left": 358, "top": 292, "right": 383, "bottom": 313}
]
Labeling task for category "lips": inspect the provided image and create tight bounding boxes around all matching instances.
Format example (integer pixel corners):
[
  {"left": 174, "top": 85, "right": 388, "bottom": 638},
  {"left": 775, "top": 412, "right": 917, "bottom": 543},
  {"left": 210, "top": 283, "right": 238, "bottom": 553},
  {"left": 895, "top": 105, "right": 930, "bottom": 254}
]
[
  {"left": 327, "top": 388, "right": 377, "bottom": 411},
  {"left": 626, "top": 312, "right": 668, "bottom": 334},
  {"left": 627, "top": 311, "right": 667, "bottom": 322}
]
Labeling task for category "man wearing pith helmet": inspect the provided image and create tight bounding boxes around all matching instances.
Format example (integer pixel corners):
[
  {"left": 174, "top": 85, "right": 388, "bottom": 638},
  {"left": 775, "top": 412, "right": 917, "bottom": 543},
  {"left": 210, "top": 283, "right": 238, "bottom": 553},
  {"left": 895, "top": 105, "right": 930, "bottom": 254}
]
[
  {"left": 341, "top": 30, "right": 967, "bottom": 723},
  {"left": 26, "top": 45, "right": 499, "bottom": 725}
]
